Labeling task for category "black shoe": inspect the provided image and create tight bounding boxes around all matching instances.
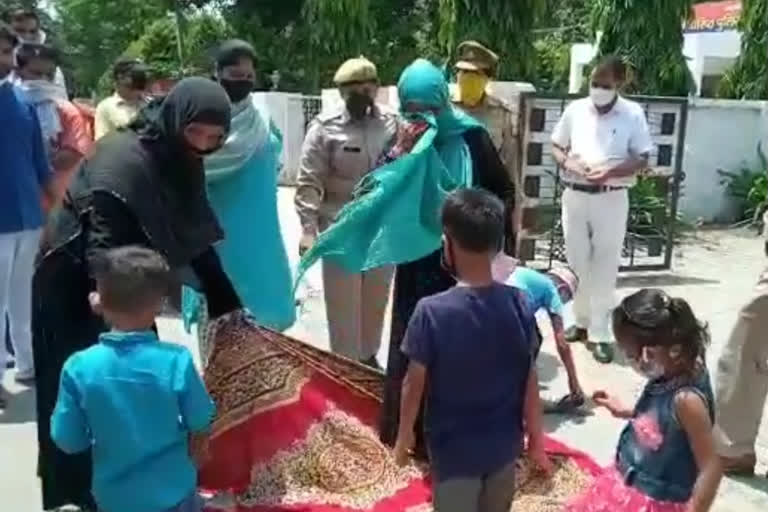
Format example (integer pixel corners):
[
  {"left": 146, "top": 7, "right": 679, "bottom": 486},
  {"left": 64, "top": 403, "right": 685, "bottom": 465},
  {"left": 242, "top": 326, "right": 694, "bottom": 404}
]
[
  {"left": 564, "top": 326, "right": 588, "bottom": 343},
  {"left": 593, "top": 343, "right": 614, "bottom": 364}
]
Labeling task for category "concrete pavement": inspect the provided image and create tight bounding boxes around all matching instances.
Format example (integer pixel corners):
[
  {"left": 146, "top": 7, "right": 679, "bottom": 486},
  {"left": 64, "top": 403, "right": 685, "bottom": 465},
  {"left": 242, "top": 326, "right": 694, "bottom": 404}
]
[{"left": 2, "top": 188, "right": 767, "bottom": 511}]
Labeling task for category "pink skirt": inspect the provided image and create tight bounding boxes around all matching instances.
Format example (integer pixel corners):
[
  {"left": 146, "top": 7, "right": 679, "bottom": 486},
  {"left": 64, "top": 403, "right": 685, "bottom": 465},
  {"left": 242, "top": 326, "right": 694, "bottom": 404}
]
[{"left": 565, "top": 466, "right": 689, "bottom": 512}]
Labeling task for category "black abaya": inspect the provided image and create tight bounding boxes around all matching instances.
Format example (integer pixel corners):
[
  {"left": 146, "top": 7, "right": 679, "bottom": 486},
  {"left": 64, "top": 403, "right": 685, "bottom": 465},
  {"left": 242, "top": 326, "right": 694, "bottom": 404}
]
[{"left": 33, "top": 78, "right": 240, "bottom": 511}]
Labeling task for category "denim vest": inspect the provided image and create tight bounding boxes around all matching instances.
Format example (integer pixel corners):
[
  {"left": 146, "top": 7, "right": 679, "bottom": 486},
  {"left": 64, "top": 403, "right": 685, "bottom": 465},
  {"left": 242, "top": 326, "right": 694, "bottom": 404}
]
[{"left": 615, "top": 367, "right": 714, "bottom": 502}]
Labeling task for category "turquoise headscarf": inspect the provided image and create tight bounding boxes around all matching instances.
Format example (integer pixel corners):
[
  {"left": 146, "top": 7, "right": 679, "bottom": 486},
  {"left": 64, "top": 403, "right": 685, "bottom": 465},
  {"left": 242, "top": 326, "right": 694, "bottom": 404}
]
[{"left": 295, "top": 59, "right": 482, "bottom": 287}]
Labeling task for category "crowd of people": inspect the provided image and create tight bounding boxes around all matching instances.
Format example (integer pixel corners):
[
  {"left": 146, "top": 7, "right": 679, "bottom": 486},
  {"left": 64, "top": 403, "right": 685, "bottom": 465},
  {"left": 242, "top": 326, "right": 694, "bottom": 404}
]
[{"left": 0, "top": 5, "right": 767, "bottom": 512}]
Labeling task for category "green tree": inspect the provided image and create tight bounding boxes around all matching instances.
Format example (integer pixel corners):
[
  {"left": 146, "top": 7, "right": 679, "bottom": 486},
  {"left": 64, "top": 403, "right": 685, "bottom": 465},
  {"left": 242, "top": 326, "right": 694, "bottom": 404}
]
[
  {"left": 533, "top": 0, "right": 594, "bottom": 93},
  {"left": 94, "top": 12, "right": 233, "bottom": 98},
  {"left": 591, "top": 0, "right": 695, "bottom": 96},
  {"left": 202, "top": 0, "right": 429, "bottom": 92},
  {"left": 718, "top": 0, "right": 768, "bottom": 99},
  {"left": 436, "top": 0, "right": 546, "bottom": 81},
  {"left": 55, "top": 0, "right": 168, "bottom": 96}
]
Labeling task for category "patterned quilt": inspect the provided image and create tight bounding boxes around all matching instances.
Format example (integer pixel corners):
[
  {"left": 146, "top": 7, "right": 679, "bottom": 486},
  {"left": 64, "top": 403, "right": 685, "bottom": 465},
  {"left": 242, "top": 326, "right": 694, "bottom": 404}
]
[{"left": 200, "top": 311, "right": 598, "bottom": 512}]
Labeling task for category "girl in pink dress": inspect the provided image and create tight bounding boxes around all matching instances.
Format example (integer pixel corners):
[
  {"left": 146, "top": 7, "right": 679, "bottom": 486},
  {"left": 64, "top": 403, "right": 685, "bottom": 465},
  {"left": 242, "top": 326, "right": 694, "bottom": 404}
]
[{"left": 566, "top": 289, "right": 723, "bottom": 512}]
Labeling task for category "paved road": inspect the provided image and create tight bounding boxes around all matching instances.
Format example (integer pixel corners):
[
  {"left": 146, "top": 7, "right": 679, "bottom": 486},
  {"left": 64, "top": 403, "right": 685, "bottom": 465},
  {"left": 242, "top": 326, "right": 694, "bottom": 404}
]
[{"left": 2, "top": 188, "right": 767, "bottom": 511}]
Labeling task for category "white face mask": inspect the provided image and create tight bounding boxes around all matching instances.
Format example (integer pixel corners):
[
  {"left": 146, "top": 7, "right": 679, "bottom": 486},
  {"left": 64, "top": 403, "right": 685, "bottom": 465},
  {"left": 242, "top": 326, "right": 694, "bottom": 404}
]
[
  {"left": 628, "top": 347, "right": 665, "bottom": 380},
  {"left": 589, "top": 86, "right": 617, "bottom": 107}
]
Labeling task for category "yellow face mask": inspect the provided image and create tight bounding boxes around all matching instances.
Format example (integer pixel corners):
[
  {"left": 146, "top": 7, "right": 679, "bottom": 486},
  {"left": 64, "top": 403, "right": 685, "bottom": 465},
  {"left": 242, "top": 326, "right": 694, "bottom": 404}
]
[{"left": 457, "top": 71, "right": 489, "bottom": 107}]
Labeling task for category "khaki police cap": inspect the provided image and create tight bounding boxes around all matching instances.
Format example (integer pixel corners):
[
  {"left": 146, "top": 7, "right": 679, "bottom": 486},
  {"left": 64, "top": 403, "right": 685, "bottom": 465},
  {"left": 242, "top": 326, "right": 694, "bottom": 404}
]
[
  {"left": 455, "top": 41, "right": 499, "bottom": 73},
  {"left": 333, "top": 57, "right": 378, "bottom": 85}
]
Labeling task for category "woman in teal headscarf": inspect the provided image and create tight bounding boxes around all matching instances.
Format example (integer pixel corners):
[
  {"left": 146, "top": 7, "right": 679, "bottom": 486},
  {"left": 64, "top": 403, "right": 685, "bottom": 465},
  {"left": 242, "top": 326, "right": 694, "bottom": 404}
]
[
  {"left": 296, "top": 59, "right": 516, "bottom": 452},
  {"left": 183, "top": 41, "right": 295, "bottom": 360}
]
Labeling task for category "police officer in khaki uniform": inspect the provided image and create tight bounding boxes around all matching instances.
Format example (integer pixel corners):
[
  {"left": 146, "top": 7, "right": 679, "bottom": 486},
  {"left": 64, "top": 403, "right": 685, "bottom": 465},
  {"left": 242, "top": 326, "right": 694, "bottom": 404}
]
[
  {"left": 452, "top": 41, "right": 519, "bottom": 177},
  {"left": 714, "top": 213, "right": 768, "bottom": 476},
  {"left": 295, "top": 57, "right": 397, "bottom": 367},
  {"left": 452, "top": 41, "right": 522, "bottom": 249}
]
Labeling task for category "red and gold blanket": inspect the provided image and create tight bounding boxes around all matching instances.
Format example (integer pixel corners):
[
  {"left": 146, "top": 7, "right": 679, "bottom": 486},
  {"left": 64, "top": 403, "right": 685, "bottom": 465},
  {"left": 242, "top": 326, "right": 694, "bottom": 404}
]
[{"left": 200, "top": 312, "right": 599, "bottom": 512}]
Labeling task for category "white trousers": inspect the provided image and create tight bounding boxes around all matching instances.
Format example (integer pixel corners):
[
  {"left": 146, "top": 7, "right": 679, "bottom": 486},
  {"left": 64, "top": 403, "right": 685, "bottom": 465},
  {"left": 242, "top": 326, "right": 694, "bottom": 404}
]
[
  {"left": 561, "top": 189, "right": 628, "bottom": 343},
  {"left": 0, "top": 229, "right": 41, "bottom": 380}
]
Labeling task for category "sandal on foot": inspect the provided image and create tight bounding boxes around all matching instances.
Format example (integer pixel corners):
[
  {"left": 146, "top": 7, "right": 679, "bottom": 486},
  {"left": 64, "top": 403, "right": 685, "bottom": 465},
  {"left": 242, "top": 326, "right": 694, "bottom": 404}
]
[{"left": 544, "top": 392, "right": 586, "bottom": 414}]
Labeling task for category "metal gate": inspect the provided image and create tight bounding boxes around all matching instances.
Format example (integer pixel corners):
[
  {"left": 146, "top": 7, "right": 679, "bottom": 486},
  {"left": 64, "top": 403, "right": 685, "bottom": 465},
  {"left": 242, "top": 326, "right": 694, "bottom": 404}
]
[{"left": 515, "top": 94, "right": 688, "bottom": 272}]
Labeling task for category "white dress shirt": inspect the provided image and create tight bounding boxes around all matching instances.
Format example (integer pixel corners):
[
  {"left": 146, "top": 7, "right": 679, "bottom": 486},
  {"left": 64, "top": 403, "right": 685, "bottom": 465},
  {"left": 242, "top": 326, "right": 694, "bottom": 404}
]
[{"left": 551, "top": 96, "right": 653, "bottom": 187}]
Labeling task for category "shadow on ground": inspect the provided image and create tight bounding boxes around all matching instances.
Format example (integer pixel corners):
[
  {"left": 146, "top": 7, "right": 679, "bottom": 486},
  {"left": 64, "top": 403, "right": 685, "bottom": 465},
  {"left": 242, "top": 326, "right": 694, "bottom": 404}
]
[
  {"left": 618, "top": 273, "right": 719, "bottom": 288},
  {"left": 0, "top": 386, "right": 35, "bottom": 424}
]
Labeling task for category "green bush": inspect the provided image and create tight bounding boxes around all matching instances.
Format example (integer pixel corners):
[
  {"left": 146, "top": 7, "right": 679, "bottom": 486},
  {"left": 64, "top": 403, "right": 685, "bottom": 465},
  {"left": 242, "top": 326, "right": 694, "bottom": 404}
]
[{"left": 718, "top": 143, "right": 768, "bottom": 223}]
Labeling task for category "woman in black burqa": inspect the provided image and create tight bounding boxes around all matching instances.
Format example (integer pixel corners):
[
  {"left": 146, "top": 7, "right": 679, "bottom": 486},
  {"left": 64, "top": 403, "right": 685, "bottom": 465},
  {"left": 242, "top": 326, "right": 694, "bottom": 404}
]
[{"left": 32, "top": 77, "right": 242, "bottom": 511}]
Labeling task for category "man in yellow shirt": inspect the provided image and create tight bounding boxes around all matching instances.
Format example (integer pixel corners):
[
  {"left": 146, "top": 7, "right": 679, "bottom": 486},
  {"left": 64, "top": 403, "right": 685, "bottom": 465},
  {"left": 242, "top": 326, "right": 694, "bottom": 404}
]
[{"left": 94, "top": 58, "right": 149, "bottom": 140}]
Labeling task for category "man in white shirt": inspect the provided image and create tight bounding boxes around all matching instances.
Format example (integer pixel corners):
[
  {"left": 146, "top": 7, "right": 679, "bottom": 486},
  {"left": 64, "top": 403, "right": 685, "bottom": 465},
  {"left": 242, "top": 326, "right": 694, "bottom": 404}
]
[
  {"left": 94, "top": 58, "right": 149, "bottom": 140},
  {"left": 550, "top": 55, "right": 653, "bottom": 364}
]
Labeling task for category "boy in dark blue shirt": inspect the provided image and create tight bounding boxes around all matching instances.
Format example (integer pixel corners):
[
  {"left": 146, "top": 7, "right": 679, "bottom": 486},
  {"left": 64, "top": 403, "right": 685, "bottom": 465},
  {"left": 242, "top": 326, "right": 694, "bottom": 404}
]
[
  {"left": 51, "top": 247, "right": 214, "bottom": 512},
  {"left": 394, "top": 188, "right": 551, "bottom": 512}
]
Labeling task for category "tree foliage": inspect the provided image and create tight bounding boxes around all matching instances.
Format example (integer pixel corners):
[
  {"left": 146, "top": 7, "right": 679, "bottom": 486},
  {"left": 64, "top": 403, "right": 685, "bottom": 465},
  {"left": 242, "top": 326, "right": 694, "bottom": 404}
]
[
  {"left": 94, "top": 11, "right": 232, "bottom": 98},
  {"left": 591, "top": 0, "right": 695, "bottom": 96},
  {"left": 437, "top": 0, "right": 546, "bottom": 81},
  {"left": 533, "top": 0, "right": 593, "bottom": 93},
  {"left": 55, "top": 0, "right": 167, "bottom": 96},
  {"left": 718, "top": 0, "right": 768, "bottom": 99}
]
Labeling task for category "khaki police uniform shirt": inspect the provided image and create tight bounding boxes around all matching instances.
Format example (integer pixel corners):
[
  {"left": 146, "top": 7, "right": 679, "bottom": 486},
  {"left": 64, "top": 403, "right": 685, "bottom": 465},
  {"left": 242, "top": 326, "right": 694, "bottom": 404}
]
[{"left": 295, "top": 105, "right": 398, "bottom": 233}]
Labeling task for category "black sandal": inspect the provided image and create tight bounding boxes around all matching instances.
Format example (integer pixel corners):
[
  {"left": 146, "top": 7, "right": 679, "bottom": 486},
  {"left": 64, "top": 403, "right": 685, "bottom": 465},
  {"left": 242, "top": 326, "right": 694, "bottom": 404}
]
[{"left": 544, "top": 392, "right": 585, "bottom": 414}]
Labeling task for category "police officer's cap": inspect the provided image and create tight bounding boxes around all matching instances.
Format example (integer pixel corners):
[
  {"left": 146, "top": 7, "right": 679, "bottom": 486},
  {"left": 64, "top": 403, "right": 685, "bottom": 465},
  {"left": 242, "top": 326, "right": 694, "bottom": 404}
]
[
  {"left": 333, "top": 57, "right": 378, "bottom": 85},
  {"left": 455, "top": 41, "right": 499, "bottom": 74}
]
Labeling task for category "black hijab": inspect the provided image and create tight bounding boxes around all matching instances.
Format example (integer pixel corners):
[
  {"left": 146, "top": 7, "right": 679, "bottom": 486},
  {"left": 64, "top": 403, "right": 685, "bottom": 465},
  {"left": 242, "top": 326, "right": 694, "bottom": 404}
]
[{"left": 70, "top": 77, "right": 232, "bottom": 267}]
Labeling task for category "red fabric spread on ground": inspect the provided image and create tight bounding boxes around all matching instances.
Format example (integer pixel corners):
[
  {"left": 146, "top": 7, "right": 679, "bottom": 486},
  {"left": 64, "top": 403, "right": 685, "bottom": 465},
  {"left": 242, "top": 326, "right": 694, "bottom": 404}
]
[{"left": 200, "top": 312, "right": 600, "bottom": 512}]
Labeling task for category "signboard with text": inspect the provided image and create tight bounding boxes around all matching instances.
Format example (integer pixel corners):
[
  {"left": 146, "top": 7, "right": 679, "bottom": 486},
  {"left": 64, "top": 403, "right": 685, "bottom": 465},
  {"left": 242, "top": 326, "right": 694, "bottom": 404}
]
[{"left": 684, "top": 0, "right": 741, "bottom": 33}]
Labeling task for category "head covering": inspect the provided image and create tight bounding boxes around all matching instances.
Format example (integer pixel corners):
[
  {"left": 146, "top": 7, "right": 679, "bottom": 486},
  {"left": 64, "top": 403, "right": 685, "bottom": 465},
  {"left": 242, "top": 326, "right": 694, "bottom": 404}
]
[
  {"left": 69, "top": 78, "right": 232, "bottom": 267},
  {"left": 295, "top": 59, "right": 482, "bottom": 286},
  {"left": 397, "top": 59, "right": 472, "bottom": 141},
  {"left": 132, "top": 76, "right": 231, "bottom": 146},
  {"left": 333, "top": 57, "right": 378, "bottom": 85},
  {"left": 454, "top": 41, "right": 499, "bottom": 74},
  {"left": 202, "top": 94, "right": 270, "bottom": 182},
  {"left": 547, "top": 265, "right": 579, "bottom": 305},
  {"left": 204, "top": 41, "right": 270, "bottom": 181},
  {"left": 215, "top": 39, "right": 256, "bottom": 70}
]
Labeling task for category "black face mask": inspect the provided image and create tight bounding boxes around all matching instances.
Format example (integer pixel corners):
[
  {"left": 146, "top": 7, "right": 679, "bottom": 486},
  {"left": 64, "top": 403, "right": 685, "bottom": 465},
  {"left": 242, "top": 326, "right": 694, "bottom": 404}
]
[
  {"left": 220, "top": 79, "right": 254, "bottom": 103},
  {"left": 440, "top": 236, "right": 458, "bottom": 280},
  {"left": 131, "top": 78, "right": 148, "bottom": 91},
  {"left": 345, "top": 92, "right": 373, "bottom": 120}
]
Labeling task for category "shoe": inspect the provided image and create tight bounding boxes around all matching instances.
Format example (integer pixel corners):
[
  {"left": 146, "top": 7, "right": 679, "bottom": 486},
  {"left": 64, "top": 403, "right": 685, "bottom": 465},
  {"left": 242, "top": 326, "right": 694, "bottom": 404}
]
[
  {"left": 721, "top": 453, "right": 756, "bottom": 476},
  {"left": 593, "top": 343, "right": 614, "bottom": 364},
  {"left": 564, "top": 326, "right": 588, "bottom": 343},
  {"left": 544, "top": 392, "right": 586, "bottom": 414}
]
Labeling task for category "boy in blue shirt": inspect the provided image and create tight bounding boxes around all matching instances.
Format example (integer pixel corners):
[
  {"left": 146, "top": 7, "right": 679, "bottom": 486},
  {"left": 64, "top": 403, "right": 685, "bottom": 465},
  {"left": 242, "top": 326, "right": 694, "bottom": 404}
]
[
  {"left": 394, "top": 188, "right": 551, "bottom": 512},
  {"left": 508, "top": 265, "right": 585, "bottom": 412},
  {"left": 51, "top": 246, "right": 214, "bottom": 512}
]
